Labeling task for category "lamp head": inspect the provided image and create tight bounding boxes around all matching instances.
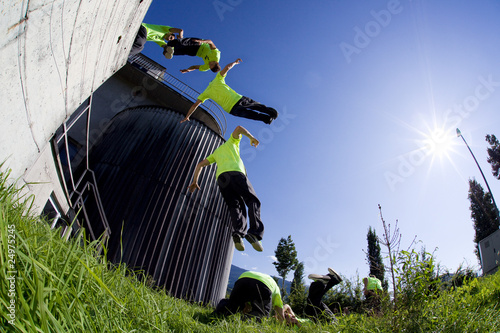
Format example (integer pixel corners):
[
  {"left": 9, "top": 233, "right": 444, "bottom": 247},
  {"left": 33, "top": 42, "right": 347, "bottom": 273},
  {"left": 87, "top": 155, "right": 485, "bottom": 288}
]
[{"left": 456, "top": 128, "right": 462, "bottom": 137}]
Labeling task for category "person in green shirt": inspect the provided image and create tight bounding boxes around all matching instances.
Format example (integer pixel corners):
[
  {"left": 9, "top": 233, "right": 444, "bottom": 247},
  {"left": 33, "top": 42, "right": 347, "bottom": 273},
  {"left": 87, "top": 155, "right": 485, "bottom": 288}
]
[
  {"left": 363, "top": 275, "right": 383, "bottom": 313},
  {"left": 363, "top": 275, "right": 383, "bottom": 294},
  {"left": 130, "top": 23, "right": 183, "bottom": 57},
  {"left": 163, "top": 37, "right": 221, "bottom": 73},
  {"left": 187, "top": 126, "right": 264, "bottom": 252},
  {"left": 181, "top": 58, "right": 278, "bottom": 124},
  {"left": 213, "top": 271, "right": 287, "bottom": 322}
]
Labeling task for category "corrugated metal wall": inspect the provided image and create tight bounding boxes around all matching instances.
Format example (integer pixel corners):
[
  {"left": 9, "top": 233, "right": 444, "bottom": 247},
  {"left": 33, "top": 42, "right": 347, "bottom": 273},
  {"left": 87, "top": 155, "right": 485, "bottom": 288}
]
[{"left": 90, "top": 106, "right": 233, "bottom": 304}]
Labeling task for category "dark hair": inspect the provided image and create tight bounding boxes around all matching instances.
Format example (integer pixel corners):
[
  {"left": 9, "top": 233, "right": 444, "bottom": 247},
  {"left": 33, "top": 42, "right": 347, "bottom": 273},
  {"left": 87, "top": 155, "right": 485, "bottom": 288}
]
[{"left": 211, "top": 63, "right": 221, "bottom": 73}]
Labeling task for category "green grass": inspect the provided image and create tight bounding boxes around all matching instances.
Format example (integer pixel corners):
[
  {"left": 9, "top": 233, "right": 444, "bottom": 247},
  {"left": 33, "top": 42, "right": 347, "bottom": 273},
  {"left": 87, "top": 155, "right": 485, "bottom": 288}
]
[{"left": 0, "top": 166, "right": 499, "bottom": 332}]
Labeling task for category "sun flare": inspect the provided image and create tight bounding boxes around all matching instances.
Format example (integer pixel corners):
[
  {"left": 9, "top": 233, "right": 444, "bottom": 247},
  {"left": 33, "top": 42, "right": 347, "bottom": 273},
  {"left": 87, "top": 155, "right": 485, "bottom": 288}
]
[{"left": 422, "top": 128, "right": 456, "bottom": 158}]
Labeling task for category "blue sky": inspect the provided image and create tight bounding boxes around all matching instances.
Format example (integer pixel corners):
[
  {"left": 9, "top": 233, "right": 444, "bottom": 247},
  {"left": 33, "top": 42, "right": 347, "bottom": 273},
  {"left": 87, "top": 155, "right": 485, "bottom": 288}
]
[{"left": 141, "top": 0, "right": 500, "bottom": 283}]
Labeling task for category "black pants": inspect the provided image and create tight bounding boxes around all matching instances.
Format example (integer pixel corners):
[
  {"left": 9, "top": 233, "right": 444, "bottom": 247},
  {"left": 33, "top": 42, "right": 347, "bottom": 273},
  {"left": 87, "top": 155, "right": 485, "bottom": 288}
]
[
  {"left": 217, "top": 171, "right": 264, "bottom": 240},
  {"left": 364, "top": 290, "right": 382, "bottom": 313},
  {"left": 230, "top": 96, "right": 278, "bottom": 124},
  {"left": 304, "top": 278, "right": 338, "bottom": 322},
  {"left": 130, "top": 25, "right": 147, "bottom": 56},
  {"left": 214, "top": 277, "right": 272, "bottom": 319},
  {"left": 166, "top": 37, "right": 203, "bottom": 56}
]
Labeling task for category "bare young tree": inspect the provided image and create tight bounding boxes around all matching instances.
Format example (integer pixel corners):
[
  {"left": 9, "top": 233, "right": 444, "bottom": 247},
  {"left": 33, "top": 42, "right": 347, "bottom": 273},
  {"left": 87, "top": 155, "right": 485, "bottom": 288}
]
[{"left": 377, "top": 204, "right": 416, "bottom": 303}]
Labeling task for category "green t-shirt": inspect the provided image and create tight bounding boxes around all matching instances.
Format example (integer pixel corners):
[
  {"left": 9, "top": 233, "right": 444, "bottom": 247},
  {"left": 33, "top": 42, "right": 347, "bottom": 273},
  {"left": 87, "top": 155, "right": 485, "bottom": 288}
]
[
  {"left": 238, "top": 271, "right": 283, "bottom": 309},
  {"left": 198, "top": 73, "right": 242, "bottom": 113},
  {"left": 295, "top": 317, "right": 313, "bottom": 329},
  {"left": 196, "top": 43, "right": 221, "bottom": 71},
  {"left": 206, "top": 134, "right": 245, "bottom": 179},
  {"left": 366, "top": 277, "right": 383, "bottom": 291},
  {"left": 141, "top": 23, "right": 172, "bottom": 47}
]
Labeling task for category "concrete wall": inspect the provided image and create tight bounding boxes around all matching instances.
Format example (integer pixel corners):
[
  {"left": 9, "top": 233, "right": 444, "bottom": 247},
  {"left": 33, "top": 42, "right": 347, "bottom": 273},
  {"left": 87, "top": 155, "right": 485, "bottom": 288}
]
[{"left": 0, "top": 0, "right": 152, "bottom": 212}]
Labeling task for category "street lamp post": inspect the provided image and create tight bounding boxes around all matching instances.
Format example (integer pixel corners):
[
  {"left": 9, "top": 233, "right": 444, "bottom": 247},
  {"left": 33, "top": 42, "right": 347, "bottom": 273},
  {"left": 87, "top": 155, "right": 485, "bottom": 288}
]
[{"left": 456, "top": 128, "right": 500, "bottom": 218}]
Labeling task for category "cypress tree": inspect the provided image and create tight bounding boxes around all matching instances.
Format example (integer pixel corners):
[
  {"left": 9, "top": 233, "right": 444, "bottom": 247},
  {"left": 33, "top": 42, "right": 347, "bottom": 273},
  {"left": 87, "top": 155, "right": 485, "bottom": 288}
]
[
  {"left": 468, "top": 178, "right": 500, "bottom": 263},
  {"left": 366, "top": 226, "right": 388, "bottom": 290},
  {"left": 486, "top": 134, "right": 500, "bottom": 180}
]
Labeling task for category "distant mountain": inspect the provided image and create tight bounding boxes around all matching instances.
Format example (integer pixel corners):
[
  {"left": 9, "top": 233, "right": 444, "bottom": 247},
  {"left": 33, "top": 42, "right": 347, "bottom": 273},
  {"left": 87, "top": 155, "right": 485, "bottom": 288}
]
[{"left": 226, "top": 265, "right": 292, "bottom": 294}]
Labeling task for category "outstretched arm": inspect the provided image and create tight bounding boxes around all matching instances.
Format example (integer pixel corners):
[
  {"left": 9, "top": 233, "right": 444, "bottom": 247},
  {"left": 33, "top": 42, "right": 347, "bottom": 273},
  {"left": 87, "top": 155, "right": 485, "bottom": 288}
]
[
  {"left": 181, "top": 99, "right": 202, "bottom": 123},
  {"left": 188, "top": 159, "right": 210, "bottom": 193},
  {"left": 232, "top": 125, "right": 259, "bottom": 147},
  {"left": 219, "top": 58, "right": 242, "bottom": 77},
  {"left": 180, "top": 65, "right": 200, "bottom": 73}
]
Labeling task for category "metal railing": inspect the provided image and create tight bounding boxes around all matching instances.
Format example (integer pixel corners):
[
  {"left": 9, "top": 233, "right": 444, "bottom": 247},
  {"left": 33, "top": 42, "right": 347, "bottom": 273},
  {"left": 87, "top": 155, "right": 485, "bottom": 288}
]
[
  {"left": 52, "top": 96, "right": 111, "bottom": 243},
  {"left": 128, "top": 54, "right": 227, "bottom": 135}
]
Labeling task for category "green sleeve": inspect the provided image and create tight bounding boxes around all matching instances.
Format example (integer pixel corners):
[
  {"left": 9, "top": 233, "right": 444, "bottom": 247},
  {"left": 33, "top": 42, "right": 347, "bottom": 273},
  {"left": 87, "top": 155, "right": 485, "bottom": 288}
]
[
  {"left": 206, "top": 154, "right": 215, "bottom": 164},
  {"left": 198, "top": 91, "right": 209, "bottom": 102}
]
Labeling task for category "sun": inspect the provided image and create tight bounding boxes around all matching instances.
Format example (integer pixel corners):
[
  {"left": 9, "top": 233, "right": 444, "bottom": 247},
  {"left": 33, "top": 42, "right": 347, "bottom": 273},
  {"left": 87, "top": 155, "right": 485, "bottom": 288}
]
[
  {"left": 386, "top": 111, "right": 462, "bottom": 174},
  {"left": 422, "top": 127, "right": 456, "bottom": 158}
]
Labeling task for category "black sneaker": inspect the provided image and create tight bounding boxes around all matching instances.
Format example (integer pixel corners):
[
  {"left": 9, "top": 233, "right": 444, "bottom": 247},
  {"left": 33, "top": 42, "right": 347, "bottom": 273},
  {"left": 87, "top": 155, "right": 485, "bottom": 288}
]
[
  {"left": 233, "top": 235, "right": 245, "bottom": 251},
  {"left": 244, "top": 234, "right": 263, "bottom": 252},
  {"left": 328, "top": 267, "right": 343, "bottom": 283},
  {"left": 308, "top": 274, "right": 331, "bottom": 284}
]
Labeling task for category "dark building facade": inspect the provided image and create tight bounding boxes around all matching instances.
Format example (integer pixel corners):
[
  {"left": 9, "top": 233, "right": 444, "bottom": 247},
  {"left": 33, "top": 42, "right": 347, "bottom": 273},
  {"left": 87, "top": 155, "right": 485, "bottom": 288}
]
[
  {"left": 90, "top": 107, "right": 233, "bottom": 303},
  {"left": 79, "top": 55, "right": 234, "bottom": 304}
]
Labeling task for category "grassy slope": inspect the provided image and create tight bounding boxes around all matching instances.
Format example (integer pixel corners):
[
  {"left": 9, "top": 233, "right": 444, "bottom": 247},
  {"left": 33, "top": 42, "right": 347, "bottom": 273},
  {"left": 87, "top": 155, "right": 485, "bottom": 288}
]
[{"left": 0, "top": 170, "right": 499, "bottom": 332}]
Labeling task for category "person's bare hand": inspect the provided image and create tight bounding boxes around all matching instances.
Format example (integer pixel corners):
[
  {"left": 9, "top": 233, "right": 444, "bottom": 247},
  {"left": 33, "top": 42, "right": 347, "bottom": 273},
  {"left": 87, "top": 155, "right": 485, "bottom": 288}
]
[
  {"left": 250, "top": 138, "right": 259, "bottom": 147},
  {"left": 188, "top": 183, "right": 200, "bottom": 193}
]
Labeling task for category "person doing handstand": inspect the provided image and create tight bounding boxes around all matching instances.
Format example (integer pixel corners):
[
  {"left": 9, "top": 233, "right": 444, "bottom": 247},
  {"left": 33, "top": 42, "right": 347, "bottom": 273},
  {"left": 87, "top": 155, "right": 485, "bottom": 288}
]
[
  {"left": 277, "top": 267, "right": 343, "bottom": 328},
  {"left": 213, "top": 271, "right": 286, "bottom": 322},
  {"left": 163, "top": 37, "right": 221, "bottom": 73},
  {"left": 130, "top": 23, "right": 183, "bottom": 57},
  {"left": 188, "top": 126, "right": 264, "bottom": 252},
  {"left": 305, "top": 267, "right": 343, "bottom": 322},
  {"left": 181, "top": 59, "right": 278, "bottom": 124}
]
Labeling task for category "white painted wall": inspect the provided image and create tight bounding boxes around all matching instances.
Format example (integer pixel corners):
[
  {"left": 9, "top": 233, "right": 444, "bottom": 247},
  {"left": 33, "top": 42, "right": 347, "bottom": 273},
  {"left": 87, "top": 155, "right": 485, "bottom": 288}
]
[{"left": 0, "top": 0, "right": 152, "bottom": 212}]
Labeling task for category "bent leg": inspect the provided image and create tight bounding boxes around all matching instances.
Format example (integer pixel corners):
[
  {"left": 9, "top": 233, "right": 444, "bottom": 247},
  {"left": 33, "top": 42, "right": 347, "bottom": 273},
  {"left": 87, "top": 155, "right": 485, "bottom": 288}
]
[
  {"left": 238, "top": 175, "right": 264, "bottom": 240},
  {"left": 230, "top": 97, "right": 278, "bottom": 124},
  {"left": 240, "top": 96, "right": 278, "bottom": 120},
  {"left": 217, "top": 172, "right": 247, "bottom": 237},
  {"left": 305, "top": 281, "right": 336, "bottom": 322}
]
